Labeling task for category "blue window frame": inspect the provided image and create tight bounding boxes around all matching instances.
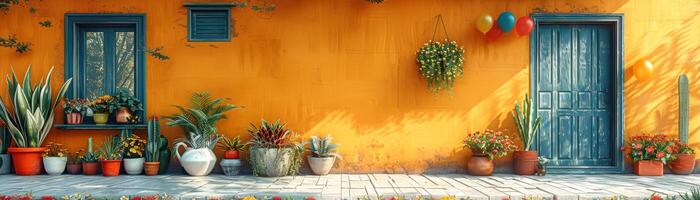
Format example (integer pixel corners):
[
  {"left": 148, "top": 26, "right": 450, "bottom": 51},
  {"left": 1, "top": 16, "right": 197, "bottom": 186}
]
[
  {"left": 64, "top": 14, "right": 146, "bottom": 123},
  {"left": 186, "top": 3, "right": 234, "bottom": 42}
]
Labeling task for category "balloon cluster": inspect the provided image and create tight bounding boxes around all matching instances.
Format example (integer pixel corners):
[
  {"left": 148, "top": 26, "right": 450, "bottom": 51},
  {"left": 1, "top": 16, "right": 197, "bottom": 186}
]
[{"left": 475, "top": 12, "right": 533, "bottom": 41}]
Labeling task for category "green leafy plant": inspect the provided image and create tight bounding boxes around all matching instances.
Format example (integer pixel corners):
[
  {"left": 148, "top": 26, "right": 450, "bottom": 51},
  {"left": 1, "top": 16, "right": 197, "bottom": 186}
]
[
  {"left": 247, "top": 119, "right": 293, "bottom": 148},
  {"left": 0, "top": 35, "right": 31, "bottom": 53},
  {"left": 308, "top": 135, "right": 341, "bottom": 158},
  {"left": 80, "top": 137, "right": 99, "bottom": 163},
  {"left": 0, "top": 66, "right": 72, "bottom": 147},
  {"left": 62, "top": 98, "right": 90, "bottom": 114},
  {"left": 416, "top": 39, "right": 464, "bottom": 94},
  {"left": 218, "top": 135, "right": 246, "bottom": 151},
  {"left": 512, "top": 94, "right": 542, "bottom": 151},
  {"left": 165, "top": 92, "right": 238, "bottom": 150},
  {"left": 623, "top": 135, "right": 674, "bottom": 164},
  {"left": 463, "top": 129, "right": 517, "bottom": 160},
  {"left": 38, "top": 20, "right": 51, "bottom": 27},
  {"left": 145, "top": 117, "right": 161, "bottom": 162},
  {"left": 145, "top": 46, "right": 170, "bottom": 61},
  {"left": 109, "top": 89, "right": 144, "bottom": 114},
  {"left": 98, "top": 136, "right": 125, "bottom": 160}
]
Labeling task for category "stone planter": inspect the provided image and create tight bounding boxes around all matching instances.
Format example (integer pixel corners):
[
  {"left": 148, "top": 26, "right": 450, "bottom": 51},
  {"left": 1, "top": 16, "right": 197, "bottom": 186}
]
[
  {"left": 249, "top": 147, "right": 292, "bottom": 177},
  {"left": 124, "top": 157, "right": 145, "bottom": 175},
  {"left": 0, "top": 154, "right": 11, "bottom": 174},
  {"left": 308, "top": 156, "right": 335, "bottom": 175},
  {"left": 43, "top": 157, "right": 67, "bottom": 175},
  {"left": 220, "top": 159, "right": 242, "bottom": 176},
  {"left": 173, "top": 143, "right": 217, "bottom": 176}
]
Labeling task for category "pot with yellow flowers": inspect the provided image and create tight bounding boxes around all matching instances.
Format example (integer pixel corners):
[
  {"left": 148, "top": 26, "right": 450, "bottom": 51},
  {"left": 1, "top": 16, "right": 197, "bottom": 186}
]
[
  {"left": 42, "top": 142, "right": 68, "bottom": 175},
  {"left": 122, "top": 135, "right": 146, "bottom": 175}
]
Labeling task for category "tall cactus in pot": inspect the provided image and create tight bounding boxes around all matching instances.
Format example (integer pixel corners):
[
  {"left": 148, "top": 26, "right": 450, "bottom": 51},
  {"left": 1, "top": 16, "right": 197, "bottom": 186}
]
[
  {"left": 144, "top": 117, "right": 162, "bottom": 175},
  {"left": 669, "top": 74, "right": 696, "bottom": 175}
]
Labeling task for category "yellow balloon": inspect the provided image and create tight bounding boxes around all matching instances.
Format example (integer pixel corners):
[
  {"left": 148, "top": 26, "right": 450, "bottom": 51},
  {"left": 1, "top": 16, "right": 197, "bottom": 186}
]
[
  {"left": 633, "top": 60, "right": 654, "bottom": 81},
  {"left": 475, "top": 13, "right": 494, "bottom": 34}
]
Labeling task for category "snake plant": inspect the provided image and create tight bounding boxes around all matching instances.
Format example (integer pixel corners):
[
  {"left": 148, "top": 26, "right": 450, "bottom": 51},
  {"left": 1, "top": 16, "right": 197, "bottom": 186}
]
[
  {"left": 0, "top": 66, "right": 72, "bottom": 147},
  {"left": 512, "top": 94, "right": 541, "bottom": 151}
]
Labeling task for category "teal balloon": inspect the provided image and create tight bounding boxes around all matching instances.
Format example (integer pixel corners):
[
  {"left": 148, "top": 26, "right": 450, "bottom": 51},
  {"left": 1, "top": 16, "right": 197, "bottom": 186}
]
[{"left": 497, "top": 12, "right": 516, "bottom": 33}]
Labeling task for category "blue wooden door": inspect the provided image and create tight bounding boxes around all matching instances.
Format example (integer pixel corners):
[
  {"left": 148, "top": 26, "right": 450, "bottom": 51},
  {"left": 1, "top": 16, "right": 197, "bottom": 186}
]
[{"left": 534, "top": 24, "right": 615, "bottom": 167}]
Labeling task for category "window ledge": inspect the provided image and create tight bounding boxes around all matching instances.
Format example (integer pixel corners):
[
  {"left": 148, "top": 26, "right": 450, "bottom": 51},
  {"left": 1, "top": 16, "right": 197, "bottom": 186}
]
[{"left": 55, "top": 124, "right": 147, "bottom": 130}]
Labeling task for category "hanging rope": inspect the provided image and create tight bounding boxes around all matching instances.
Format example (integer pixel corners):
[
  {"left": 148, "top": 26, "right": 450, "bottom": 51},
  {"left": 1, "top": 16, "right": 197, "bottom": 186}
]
[{"left": 431, "top": 14, "right": 450, "bottom": 41}]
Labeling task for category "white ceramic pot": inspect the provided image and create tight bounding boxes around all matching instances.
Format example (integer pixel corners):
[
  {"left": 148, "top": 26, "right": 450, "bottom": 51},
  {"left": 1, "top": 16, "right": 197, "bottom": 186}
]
[
  {"left": 248, "top": 147, "right": 292, "bottom": 177},
  {"left": 308, "top": 156, "right": 336, "bottom": 175},
  {"left": 0, "top": 154, "right": 11, "bottom": 174},
  {"left": 43, "top": 157, "right": 67, "bottom": 175},
  {"left": 124, "top": 157, "right": 145, "bottom": 175},
  {"left": 174, "top": 142, "right": 216, "bottom": 176}
]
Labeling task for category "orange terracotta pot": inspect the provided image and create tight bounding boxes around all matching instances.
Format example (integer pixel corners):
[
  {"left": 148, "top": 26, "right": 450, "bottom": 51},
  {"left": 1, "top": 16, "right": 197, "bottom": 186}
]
[
  {"left": 101, "top": 160, "right": 122, "bottom": 176},
  {"left": 513, "top": 151, "right": 538, "bottom": 175},
  {"left": 82, "top": 162, "right": 99, "bottom": 175},
  {"left": 467, "top": 155, "right": 493, "bottom": 176},
  {"left": 144, "top": 162, "right": 160, "bottom": 176},
  {"left": 115, "top": 107, "right": 133, "bottom": 124},
  {"left": 224, "top": 150, "right": 239, "bottom": 159},
  {"left": 8, "top": 147, "right": 47, "bottom": 176},
  {"left": 634, "top": 160, "right": 663, "bottom": 176},
  {"left": 668, "top": 153, "right": 696, "bottom": 175}
]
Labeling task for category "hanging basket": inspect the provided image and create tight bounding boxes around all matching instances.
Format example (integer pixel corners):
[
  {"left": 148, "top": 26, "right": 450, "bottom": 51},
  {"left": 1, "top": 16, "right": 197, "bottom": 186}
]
[{"left": 416, "top": 15, "right": 465, "bottom": 94}]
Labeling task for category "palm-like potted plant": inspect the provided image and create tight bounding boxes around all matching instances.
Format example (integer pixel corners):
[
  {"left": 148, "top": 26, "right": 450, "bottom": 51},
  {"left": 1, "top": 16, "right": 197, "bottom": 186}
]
[
  {"left": 80, "top": 137, "right": 99, "bottom": 175},
  {"left": 42, "top": 142, "right": 67, "bottom": 175},
  {"left": 0, "top": 67, "right": 72, "bottom": 176},
  {"left": 248, "top": 119, "right": 299, "bottom": 177},
  {"left": 121, "top": 135, "right": 146, "bottom": 175},
  {"left": 165, "top": 92, "right": 238, "bottom": 176},
  {"left": 144, "top": 117, "right": 162, "bottom": 176},
  {"left": 98, "top": 137, "right": 125, "bottom": 176},
  {"left": 512, "top": 94, "right": 542, "bottom": 175},
  {"left": 307, "top": 135, "right": 341, "bottom": 175}
]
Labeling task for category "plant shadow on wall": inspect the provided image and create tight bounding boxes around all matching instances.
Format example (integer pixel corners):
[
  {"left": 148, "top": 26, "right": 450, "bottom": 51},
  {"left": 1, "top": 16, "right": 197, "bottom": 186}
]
[{"left": 624, "top": 12, "right": 700, "bottom": 151}]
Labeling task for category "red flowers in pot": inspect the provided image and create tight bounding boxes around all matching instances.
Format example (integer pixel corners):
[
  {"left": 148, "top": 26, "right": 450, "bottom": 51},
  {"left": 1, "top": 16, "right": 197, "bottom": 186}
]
[
  {"left": 668, "top": 140, "right": 696, "bottom": 175},
  {"left": 623, "top": 135, "right": 674, "bottom": 176},
  {"left": 463, "top": 129, "right": 516, "bottom": 176}
]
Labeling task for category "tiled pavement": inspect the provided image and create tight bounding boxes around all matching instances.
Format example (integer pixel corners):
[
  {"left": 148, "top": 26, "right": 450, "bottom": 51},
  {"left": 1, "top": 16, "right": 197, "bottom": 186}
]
[{"left": 0, "top": 174, "right": 699, "bottom": 199}]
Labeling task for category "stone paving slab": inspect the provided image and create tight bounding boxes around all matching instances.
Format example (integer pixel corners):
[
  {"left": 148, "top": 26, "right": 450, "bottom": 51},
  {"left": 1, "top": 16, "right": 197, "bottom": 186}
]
[{"left": 0, "top": 174, "right": 698, "bottom": 200}]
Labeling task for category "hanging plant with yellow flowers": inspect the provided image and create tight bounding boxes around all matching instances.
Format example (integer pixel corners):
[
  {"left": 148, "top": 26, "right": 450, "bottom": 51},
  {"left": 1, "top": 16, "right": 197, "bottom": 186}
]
[{"left": 416, "top": 15, "right": 465, "bottom": 94}]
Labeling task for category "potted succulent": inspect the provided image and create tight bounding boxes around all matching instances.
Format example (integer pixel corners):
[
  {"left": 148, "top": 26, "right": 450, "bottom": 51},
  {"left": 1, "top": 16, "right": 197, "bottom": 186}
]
[
  {"left": 463, "top": 129, "right": 516, "bottom": 176},
  {"left": 42, "top": 142, "right": 67, "bottom": 175},
  {"left": 668, "top": 139, "right": 696, "bottom": 175},
  {"left": 307, "top": 135, "right": 342, "bottom": 175},
  {"left": 81, "top": 137, "right": 99, "bottom": 175},
  {"left": 0, "top": 125, "right": 11, "bottom": 175},
  {"left": 62, "top": 98, "right": 89, "bottom": 124},
  {"left": 165, "top": 92, "right": 238, "bottom": 176},
  {"left": 512, "top": 94, "right": 542, "bottom": 175},
  {"left": 144, "top": 117, "right": 161, "bottom": 176},
  {"left": 66, "top": 150, "right": 83, "bottom": 174},
  {"left": 623, "top": 135, "right": 674, "bottom": 176},
  {"left": 218, "top": 135, "right": 246, "bottom": 176},
  {"left": 90, "top": 95, "right": 114, "bottom": 125},
  {"left": 157, "top": 134, "right": 171, "bottom": 175},
  {"left": 98, "top": 137, "right": 125, "bottom": 176},
  {"left": 248, "top": 119, "right": 299, "bottom": 177},
  {"left": 121, "top": 135, "right": 146, "bottom": 175},
  {"left": 109, "top": 89, "right": 144, "bottom": 124},
  {"left": 0, "top": 66, "right": 72, "bottom": 175}
]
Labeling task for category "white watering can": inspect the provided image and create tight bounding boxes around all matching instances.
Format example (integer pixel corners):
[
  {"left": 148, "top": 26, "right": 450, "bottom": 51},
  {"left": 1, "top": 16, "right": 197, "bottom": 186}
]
[{"left": 173, "top": 142, "right": 217, "bottom": 176}]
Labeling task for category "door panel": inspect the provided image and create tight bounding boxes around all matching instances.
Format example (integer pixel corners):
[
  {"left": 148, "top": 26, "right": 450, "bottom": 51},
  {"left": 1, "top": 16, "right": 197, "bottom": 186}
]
[{"left": 535, "top": 24, "right": 615, "bottom": 167}]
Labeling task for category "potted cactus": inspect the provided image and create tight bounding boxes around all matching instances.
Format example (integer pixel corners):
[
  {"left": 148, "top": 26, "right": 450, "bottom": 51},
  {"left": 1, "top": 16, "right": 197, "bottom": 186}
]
[
  {"left": 307, "top": 135, "right": 342, "bottom": 175},
  {"left": 81, "top": 138, "right": 99, "bottom": 175},
  {"left": 669, "top": 75, "right": 696, "bottom": 175},
  {"left": 0, "top": 66, "right": 72, "bottom": 176},
  {"left": 121, "top": 135, "right": 146, "bottom": 175},
  {"left": 144, "top": 117, "right": 161, "bottom": 176},
  {"left": 218, "top": 135, "right": 246, "bottom": 176},
  {"left": 98, "top": 137, "right": 125, "bottom": 176},
  {"left": 512, "top": 94, "right": 542, "bottom": 175},
  {"left": 248, "top": 119, "right": 298, "bottom": 177}
]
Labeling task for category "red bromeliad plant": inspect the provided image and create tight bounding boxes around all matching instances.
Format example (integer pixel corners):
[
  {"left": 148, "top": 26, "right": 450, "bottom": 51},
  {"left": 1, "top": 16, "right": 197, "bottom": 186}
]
[
  {"left": 463, "top": 129, "right": 516, "bottom": 160},
  {"left": 247, "top": 119, "right": 293, "bottom": 148},
  {"left": 622, "top": 135, "right": 674, "bottom": 164}
]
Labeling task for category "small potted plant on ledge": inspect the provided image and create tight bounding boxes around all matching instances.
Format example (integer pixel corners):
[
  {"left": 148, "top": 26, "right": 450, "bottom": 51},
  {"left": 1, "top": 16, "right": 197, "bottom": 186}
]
[
  {"left": 122, "top": 135, "right": 146, "bottom": 175},
  {"left": 81, "top": 137, "right": 99, "bottom": 175},
  {"left": 110, "top": 89, "right": 144, "bottom": 124},
  {"left": 512, "top": 94, "right": 541, "bottom": 175},
  {"left": 668, "top": 139, "right": 695, "bottom": 175},
  {"left": 63, "top": 98, "right": 89, "bottom": 124},
  {"left": 90, "top": 95, "right": 114, "bottom": 125},
  {"left": 624, "top": 135, "right": 674, "bottom": 176},
  {"left": 218, "top": 135, "right": 246, "bottom": 176},
  {"left": 248, "top": 119, "right": 299, "bottom": 177},
  {"left": 0, "top": 66, "right": 72, "bottom": 176},
  {"left": 42, "top": 142, "right": 68, "bottom": 175},
  {"left": 66, "top": 150, "right": 83, "bottom": 174},
  {"left": 463, "top": 129, "right": 516, "bottom": 176},
  {"left": 144, "top": 117, "right": 161, "bottom": 176},
  {"left": 307, "top": 135, "right": 342, "bottom": 175},
  {"left": 98, "top": 137, "right": 125, "bottom": 176}
]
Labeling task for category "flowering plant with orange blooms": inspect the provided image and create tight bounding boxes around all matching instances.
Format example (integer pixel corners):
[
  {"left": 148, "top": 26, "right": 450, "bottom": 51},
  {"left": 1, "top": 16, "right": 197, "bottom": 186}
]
[
  {"left": 42, "top": 142, "right": 67, "bottom": 157},
  {"left": 463, "top": 129, "right": 516, "bottom": 160},
  {"left": 90, "top": 95, "right": 115, "bottom": 113},
  {"left": 670, "top": 139, "right": 695, "bottom": 155},
  {"left": 622, "top": 135, "right": 674, "bottom": 164}
]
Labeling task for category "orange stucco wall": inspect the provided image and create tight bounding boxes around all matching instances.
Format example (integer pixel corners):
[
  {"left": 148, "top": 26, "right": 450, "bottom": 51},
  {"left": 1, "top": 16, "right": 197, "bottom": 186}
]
[{"left": 0, "top": 0, "right": 699, "bottom": 173}]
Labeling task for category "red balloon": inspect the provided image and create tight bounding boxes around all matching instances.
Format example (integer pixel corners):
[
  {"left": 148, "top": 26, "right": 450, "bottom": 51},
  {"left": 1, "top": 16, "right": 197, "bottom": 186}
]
[
  {"left": 516, "top": 16, "right": 534, "bottom": 36},
  {"left": 485, "top": 25, "right": 503, "bottom": 42}
]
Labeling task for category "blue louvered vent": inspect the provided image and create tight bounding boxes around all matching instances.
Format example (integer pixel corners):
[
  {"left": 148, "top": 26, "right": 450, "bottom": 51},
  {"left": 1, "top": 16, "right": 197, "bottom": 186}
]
[{"left": 188, "top": 8, "right": 230, "bottom": 41}]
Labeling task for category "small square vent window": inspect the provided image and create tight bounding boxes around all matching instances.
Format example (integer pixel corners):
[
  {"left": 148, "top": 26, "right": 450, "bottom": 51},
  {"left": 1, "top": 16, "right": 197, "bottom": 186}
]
[{"left": 187, "top": 4, "right": 232, "bottom": 42}]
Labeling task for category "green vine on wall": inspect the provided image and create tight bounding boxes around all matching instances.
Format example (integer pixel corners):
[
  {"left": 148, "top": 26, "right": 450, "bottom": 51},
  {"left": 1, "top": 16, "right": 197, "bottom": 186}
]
[
  {"left": 145, "top": 46, "right": 170, "bottom": 61},
  {"left": 0, "top": 35, "right": 31, "bottom": 53},
  {"left": 38, "top": 20, "right": 51, "bottom": 27}
]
